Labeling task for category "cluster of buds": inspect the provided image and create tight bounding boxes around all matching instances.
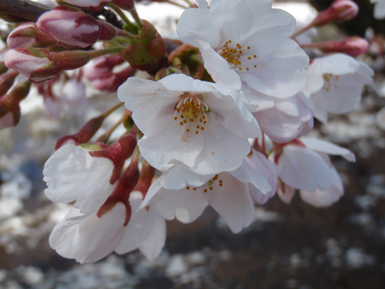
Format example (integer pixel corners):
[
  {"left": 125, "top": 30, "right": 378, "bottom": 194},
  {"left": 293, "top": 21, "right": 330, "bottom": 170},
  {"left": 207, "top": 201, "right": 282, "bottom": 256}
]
[{"left": 0, "top": 0, "right": 377, "bottom": 265}]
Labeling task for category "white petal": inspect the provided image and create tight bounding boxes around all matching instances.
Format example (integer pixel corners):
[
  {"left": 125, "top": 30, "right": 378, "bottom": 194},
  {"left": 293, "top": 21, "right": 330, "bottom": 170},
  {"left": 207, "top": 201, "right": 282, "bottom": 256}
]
[
  {"left": 189, "top": 114, "right": 251, "bottom": 174},
  {"left": 299, "top": 167, "right": 344, "bottom": 207},
  {"left": 277, "top": 145, "right": 334, "bottom": 192},
  {"left": 115, "top": 192, "right": 154, "bottom": 255},
  {"left": 202, "top": 172, "right": 254, "bottom": 233},
  {"left": 43, "top": 144, "right": 115, "bottom": 214},
  {"left": 118, "top": 77, "right": 179, "bottom": 137},
  {"left": 299, "top": 138, "right": 355, "bottom": 162},
  {"left": 73, "top": 203, "right": 126, "bottom": 263},
  {"left": 196, "top": 39, "right": 241, "bottom": 90},
  {"left": 138, "top": 210, "right": 167, "bottom": 260},
  {"left": 153, "top": 187, "right": 208, "bottom": 223}
]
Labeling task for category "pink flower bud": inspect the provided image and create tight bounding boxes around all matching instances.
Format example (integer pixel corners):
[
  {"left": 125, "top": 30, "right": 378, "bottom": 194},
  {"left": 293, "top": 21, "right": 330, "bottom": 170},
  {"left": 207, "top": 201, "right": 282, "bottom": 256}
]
[
  {"left": 5, "top": 49, "right": 54, "bottom": 82},
  {"left": 85, "top": 55, "right": 125, "bottom": 81},
  {"left": 7, "top": 22, "right": 57, "bottom": 49},
  {"left": 5, "top": 47, "right": 95, "bottom": 82},
  {"left": 90, "top": 66, "right": 136, "bottom": 92},
  {"left": 312, "top": 0, "right": 359, "bottom": 27},
  {"left": 37, "top": 6, "right": 100, "bottom": 48},
  {"left": 331, "top": 0, "right": 359, "bottom": 21},
  {"left": 317, "top": 37, "right": 369, "bottom": 57}
]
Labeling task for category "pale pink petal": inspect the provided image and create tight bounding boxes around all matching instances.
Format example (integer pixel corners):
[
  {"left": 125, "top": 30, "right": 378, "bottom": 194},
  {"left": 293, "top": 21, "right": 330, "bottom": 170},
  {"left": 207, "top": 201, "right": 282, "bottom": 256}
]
[
  {"left": 202, "top": 173, "right": 254, "bottom": 233},
  {"left": 277, "top": 145, "right": 334, "bottom": 192},
  {"left": 299, "top": 167, "right": 344, "bottom": 207},
  {"left": 43, "top": 144, "right": 115, "bottom": 214},
  {"left": 299, "top": 138, "right": 355, "bottom": 162}
]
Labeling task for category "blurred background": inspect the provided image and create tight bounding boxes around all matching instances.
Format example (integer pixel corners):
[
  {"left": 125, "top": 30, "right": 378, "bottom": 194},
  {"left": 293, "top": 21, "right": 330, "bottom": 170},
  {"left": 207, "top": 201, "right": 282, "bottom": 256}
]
[{"left": 1, "top": 0, "right": 385, "bottom": 288}]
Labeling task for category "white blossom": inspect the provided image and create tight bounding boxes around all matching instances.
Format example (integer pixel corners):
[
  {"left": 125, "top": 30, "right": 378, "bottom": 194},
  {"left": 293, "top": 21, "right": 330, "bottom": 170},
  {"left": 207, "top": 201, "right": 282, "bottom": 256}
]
[
  {"left": 177, "top": 0, "right": 308, "bottom": 109},
  {"left": 302, "top": 53, "right": 373, "bottom": 123},
  {"left": 118, "top": 74, "right": 261, "bottom": 175}
]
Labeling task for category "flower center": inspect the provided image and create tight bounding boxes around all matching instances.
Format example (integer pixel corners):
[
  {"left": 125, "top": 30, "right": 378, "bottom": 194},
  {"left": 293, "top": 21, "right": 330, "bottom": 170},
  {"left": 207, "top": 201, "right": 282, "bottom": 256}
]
[
  {"left": 217, "top": 40, "right": 258, "bottom": 72},
  {"left": 185, "top": 174, "right": 224, "bottom": 192},
  {"left": 173, "top": 93, "right": 208, "bottom": 136},
  {"left": 322, "top": 73, "right": 339, "bottom": 91}
]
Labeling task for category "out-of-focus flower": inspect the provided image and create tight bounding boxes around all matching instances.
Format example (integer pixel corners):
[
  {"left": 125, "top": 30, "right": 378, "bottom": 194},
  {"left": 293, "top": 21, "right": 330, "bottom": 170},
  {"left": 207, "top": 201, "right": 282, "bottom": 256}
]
[
  {"left": 118, "top": 74, "right": 261, "bottom": 175},
  {"left": 302, "top": 53, "right": 373, "bottom": 123},
  {"left": 303, "top": 37, "right": 369, "bottom": 57},
  {"left": 254, "top": 92, "right": 313, "bottom": 143},
  {"left": 299, "top": 167, "right": 344, "bottom": 207},
  {"left": 7, "top": 23, "right": 57, "bottom": 49},
  {"left": 372, "top": 0, "right": 385, "bottom": 19},
  {"left": 37, "top": 6, "right": 100, "bottom": 48},
  {"left": 177, "top": 0, "right": 308, "bottom": 109},
  {"left": 277, "top": 166, "right": 343, "bottom": 207},
  {"left": 311, "top": 0, "right": 359, "bottom": 27},
  {"left": 275, "top": 138, "right": 354, "bottom": 193},
  {"left": 245, "top": 149, "right": 277, "bottom": 205}
]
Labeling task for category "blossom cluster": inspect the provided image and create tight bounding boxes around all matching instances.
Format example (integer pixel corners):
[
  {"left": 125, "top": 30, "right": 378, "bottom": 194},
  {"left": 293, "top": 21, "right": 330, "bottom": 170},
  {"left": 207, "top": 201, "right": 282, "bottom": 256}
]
[{"left": 0, "top": 0, "right": 375, "bottom": 263}]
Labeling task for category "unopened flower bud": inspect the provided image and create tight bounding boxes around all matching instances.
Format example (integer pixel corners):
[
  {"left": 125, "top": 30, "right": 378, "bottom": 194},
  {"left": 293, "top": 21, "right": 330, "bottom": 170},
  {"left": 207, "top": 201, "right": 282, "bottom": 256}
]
[
  {"left": 5, "top": 48, "right": 53, "bottom": 82},
  {"left": 85, "top": 55, "right": 125, "bottom": 81},
  {"left": 331, "top": 0, "right": 359, "bottom": 21},
  {"left": 0, "top": 80, "right": 31, "bottom": 129},
  {"left": 0, "top": 70, "right": 19, "bottom": 97},
  {"left": 91, "top": 66, "right": 136, "bottom": 92},
  {"left": 7, "top": 22, "right": 57, "bottom": 49},
  {"left": 316, "top": 37, "right": 369, "bottom": 57},
  {"left": 5, "top": 47, "right": 98, "bottom": 82},
  {"left": 55, "top": 114, "right": 106, "bottom": 150},
  {"left": 120, "top": 20, "right": 167, "bottom": 73},
  {"left": 312, "top": 0, "right": 359, "bottom": 27},
  {"left": 37, "top": 6, "right": 100, "bottom": 48}
]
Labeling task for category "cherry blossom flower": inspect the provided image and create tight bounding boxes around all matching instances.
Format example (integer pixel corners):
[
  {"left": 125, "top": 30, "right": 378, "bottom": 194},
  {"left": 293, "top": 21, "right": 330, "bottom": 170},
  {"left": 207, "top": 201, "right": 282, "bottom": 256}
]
[
  {"left": 44, "top": 144, "right": 166, "bottom": 262},
  {"left": 140, "top": 160, "right": 271, "bottom": 234},
  {"left": 43, "top": 144, "right": 116, "bottom": 215},
  {"left": 371, "top": 0, "right": 385, "bottom": 19},
  {"left": 277, "top": 166, "right": 343, "bottom": 207},
  {"left": 118, "top": 74, "right": 261, "bottom": 175},
  {"left": 49, "top": 192, "right": 166, "bottom": 263},
  {"left": 275, "top": 138, "right": 354, "bottom": 193},
  {"left": 302, "top": 53, "right": 373, "bottom": 123},
  {"left": 254, "top": 92, "right": 314, "bottom": 143},
  {"left": 177, "top": 0, "right": 309, "bottom": 109},
  {"left": 299, "top": 167, "right": 344, "bottom": 207}
]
